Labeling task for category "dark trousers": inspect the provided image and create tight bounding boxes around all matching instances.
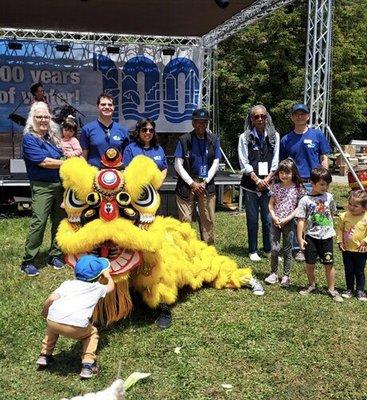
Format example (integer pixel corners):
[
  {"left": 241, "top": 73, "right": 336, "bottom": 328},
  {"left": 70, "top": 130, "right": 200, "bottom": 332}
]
[
  {"left": 244, "top": 190, "right": 271, "bottom": 254},
  {"left": 270, "top": 221, "right": 293, "bottom": 276},
  {"left": 342, "top": 251, "right": 367, "bottom": 292}
]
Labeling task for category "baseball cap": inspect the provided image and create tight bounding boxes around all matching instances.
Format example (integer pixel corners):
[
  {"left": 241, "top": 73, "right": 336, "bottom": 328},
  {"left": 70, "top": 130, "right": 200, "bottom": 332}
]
[
  {"left": 292, "top": 103, "right": 309, "bottom": 114},
  {"left": 74, "top": 255, "right": 110, "bottom": 282},
  {"left": 192, "top": 108, "right": 210, "bottom": 120}
]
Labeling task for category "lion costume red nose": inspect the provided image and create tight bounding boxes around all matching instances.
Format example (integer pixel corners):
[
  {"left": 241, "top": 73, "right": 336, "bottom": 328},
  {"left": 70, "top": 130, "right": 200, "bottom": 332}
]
[{"left": 96, "top": 170, "right": 123, "bottom": 221}]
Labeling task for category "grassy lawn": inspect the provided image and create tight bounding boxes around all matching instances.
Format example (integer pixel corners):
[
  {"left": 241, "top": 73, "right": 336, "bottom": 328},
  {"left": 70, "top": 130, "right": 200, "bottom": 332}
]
[{"left": 1, "top": 183, "right": 367, "bottom": 400}]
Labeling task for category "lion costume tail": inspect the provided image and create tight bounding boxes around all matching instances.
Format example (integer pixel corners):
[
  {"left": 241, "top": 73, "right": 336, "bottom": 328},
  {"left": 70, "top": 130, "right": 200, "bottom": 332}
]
[
  {"left": 131, "top": 217, "right": 254, "bottom": 309},
  {"left": 92, "top": 217, "right": 258, "bottom": 325}
]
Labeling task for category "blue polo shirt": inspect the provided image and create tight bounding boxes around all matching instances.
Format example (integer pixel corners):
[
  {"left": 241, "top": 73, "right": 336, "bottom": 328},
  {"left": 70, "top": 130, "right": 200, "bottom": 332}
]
[
  {"left": 279, "top": 128, "right": 330, "bottom": 179},
  {"left": 80, "top": 120, "right": 129, "bottom": 168},
  {"left": 174, "top": 134, "right": 221, "bottom": 178},
  {"left": 123, "top": 142, "right": 168, "bottom": 171},
  {"left": 22, "top": 133, "right": 63, "bottom": 182}
]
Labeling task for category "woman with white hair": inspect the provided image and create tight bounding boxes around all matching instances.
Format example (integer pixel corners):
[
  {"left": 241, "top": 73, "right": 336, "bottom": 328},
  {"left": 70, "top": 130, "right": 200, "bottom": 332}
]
[
  {"left": 238, "top": 104, "right": 280, "bottom": 262},
  {"left": 21, "top": 102, "right": 65, "bottom": 276}
]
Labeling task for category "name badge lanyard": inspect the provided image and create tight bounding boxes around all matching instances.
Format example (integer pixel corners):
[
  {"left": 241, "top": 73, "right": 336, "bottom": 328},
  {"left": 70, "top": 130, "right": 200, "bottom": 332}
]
[{"left": 198, "top": 138, "right": 208, "bottom": 178}]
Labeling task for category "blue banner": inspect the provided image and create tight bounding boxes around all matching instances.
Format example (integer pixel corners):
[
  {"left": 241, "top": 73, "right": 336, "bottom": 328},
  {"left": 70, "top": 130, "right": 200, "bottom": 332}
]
[{"left": 0, "top": 40, "right": 202, "bottom": 133}]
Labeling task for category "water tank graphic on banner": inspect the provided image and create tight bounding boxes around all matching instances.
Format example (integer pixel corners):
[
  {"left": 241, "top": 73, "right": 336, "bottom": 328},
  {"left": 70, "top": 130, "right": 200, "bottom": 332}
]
[
  {"left": 163, "top": 58, "right": 200, "bottom": 123},
  {"left": 121, "top": 56, "right": 160, "bottom": 121}
]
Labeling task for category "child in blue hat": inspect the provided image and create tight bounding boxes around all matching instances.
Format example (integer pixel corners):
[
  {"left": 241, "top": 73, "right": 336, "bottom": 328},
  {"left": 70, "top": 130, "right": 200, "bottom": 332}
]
[{"left": 36, "top": 255, "right": 115, "bottom": 379}]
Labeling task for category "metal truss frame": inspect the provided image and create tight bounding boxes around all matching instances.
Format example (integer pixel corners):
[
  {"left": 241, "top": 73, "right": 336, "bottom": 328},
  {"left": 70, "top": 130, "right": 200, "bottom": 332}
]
[
  {"left": 201, "top": 47, "right": 213, "bottom": 112},
  {"left": 202, "top": 0, "right": 297, "bottom": 48},
  {"left": 303, "top": 0, "right": 334, "bottom": 132},
  {"left": 0, "top": 27, "right": 201, "bottom": 47},
  {"left": 1, "top": 0, "right": 334, "bottom": 144}
]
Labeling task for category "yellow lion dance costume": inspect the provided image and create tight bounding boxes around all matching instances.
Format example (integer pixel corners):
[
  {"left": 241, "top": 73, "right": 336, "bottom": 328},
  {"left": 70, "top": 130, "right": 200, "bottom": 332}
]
[{"left": 56, "top": 153, "right": 261, "bottom": 325}]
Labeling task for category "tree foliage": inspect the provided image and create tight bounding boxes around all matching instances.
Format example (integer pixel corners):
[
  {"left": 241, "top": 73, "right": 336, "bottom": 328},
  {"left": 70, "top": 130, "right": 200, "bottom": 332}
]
[{"left": 217, "top": 0, "right": 366, "bottom": 165}]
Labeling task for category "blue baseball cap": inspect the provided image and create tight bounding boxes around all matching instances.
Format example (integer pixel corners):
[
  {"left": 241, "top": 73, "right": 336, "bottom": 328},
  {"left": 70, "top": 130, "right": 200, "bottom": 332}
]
[
  {"left": 292, "top": 103, "right": 309, "bottom": 114},
  {"left": 74, "top": 255, "right": 110, "bottom": 282},
  {"left": 192, "top": 108, "right": 210, "bottom": 120}
]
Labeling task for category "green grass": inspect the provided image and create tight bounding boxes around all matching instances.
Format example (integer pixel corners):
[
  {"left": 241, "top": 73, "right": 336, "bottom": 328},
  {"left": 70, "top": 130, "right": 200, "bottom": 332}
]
[{"left": 1, "top": 183, "right": 367, "bottom": 400}]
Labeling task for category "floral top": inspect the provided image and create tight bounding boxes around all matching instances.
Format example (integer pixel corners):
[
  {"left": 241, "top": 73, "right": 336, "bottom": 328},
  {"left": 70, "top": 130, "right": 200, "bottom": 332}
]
[{"left": 270, "top": 183, "right": 306, "bottom": 219}]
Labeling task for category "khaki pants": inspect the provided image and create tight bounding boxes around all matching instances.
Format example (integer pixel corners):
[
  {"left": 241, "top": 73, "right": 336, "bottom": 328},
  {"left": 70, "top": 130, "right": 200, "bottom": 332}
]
[
  {"left": 41, "top": 320, "right": 99, "bottom": 364},
  {"left": 176, "top": 192, "right": 216, "bottom": 245}
]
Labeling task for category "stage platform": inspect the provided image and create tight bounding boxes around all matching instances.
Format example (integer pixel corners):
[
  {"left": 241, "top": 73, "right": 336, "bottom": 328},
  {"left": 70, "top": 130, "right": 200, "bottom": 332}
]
[{"left": 0, "top": 161, "right": 242, "bottom": 215}]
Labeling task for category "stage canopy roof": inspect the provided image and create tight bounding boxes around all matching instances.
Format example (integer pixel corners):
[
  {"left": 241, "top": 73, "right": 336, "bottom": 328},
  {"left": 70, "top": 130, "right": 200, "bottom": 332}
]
[{"left": 1, "top": 0, "right": 257, "bottom": 38}]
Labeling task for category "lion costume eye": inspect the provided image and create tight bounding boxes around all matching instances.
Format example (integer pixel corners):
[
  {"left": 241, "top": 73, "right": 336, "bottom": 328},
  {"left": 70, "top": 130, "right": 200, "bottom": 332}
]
[
  {"left": 135, "top": 184, "right": 156, "bottom": 207},
  {"left": 65, "top": 188, "right": 86, "bottom": 209}
]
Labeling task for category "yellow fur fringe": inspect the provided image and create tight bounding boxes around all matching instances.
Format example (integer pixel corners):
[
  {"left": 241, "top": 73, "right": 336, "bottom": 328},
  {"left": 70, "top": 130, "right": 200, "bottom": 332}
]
[{"left": 93, "top": 279, "right": 133, "bottom": 325}]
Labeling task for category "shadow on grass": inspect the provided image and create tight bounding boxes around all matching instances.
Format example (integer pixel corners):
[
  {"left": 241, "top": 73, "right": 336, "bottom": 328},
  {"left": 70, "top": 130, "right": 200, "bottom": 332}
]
[
  {"left": 102, "top": 287, "right": 196, "bottom": 334},
  {"left": 39, "top": 342, "right": 85, "bottom": 377},
  {"left": 220, "top": 244, "right": 248, "bottom": 258}
]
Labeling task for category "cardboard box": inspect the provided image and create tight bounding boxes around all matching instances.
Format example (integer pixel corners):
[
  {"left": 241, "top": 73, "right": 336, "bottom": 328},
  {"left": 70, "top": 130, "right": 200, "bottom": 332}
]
[{"left": 341, "top": 144, "right": 356, "bottom": 157}]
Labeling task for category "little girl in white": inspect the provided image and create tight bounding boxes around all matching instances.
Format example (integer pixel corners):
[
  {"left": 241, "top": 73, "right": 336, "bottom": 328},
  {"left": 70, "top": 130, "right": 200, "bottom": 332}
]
[
  {"left": 265, "top": 158, "right": 305, "bottom": 287},
  {"left": 60, "top": 116, "right": 82, "bottom": 158}
]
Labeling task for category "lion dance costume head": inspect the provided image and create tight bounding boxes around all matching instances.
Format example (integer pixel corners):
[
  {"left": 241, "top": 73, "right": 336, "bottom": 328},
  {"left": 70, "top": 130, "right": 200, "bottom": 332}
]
[{"left": 57, "top": 150, "right": 254, "bottom": 325}]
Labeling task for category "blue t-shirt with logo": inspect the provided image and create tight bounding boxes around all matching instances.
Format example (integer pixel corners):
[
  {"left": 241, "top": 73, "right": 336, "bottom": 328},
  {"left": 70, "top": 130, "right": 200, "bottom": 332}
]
[
  {"left": 22, "top": 133, "right": 63, "bottom": 182},
  {"left": 174, "top": 134, "right": 221, "bottom": 178},
  {"left": 123, "top": 142, "right": 168, "bottom": 171},
  {"left": 80, "top": 120, "right": 129, "bottom": 168},
  {"left": 279, "top": 128, "right": 330, "bottom": 179}
]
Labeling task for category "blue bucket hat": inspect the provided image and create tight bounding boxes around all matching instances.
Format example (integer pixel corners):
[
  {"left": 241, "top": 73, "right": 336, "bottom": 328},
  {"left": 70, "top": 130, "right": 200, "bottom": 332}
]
[
  {"left": 292, "top": 103, "right": 309, "bottom": 114},
  {"left": 74, "top": 255, "right": 110, "bottom": 282}
]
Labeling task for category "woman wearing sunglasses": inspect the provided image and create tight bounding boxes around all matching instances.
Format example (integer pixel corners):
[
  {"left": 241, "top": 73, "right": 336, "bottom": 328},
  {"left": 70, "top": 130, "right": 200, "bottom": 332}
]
[
  {"left": 20, "top": 101, "right": 66, "bottom": 276},
  {"left": 123, "top": 118, "right": 167, "bottom": 181},
  {"left": 238, "top": 104, "right": 280, "bottom": 262}
]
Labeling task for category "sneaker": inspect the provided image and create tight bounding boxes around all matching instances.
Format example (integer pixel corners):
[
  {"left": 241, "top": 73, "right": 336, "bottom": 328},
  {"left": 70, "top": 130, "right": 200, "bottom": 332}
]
[
  {"left": 36, "top": 354, "right": 54, "bottom": 369},
  {"left": 263, "top": 252, "right": 271, "bottom": 259},
  {"left": 155, "top": 303, "right": 172, "bottom": 329},
  {"left": 299, "top": 284, "right": 317, "bottom": 295},
  {"left": 327, "top": 289, "right": 343, "bottom": 303},
  {"left": 250, "top": 278, "right": 265, "bottom": 296},
  {"left": 79, "top": 362, "right": 99, "bottom": 379},
  {"left": 249, "top": 252, "right": 261, "bottom": 262},
  {"left": 356, "top": 290, "right": 367, "bottom": 302},
  {"left": 342, "top": 290, "right": 353, "bottom": 299},
  {"left": 48, "top": 257, "right": 65, "bottom": 270},
  {"left": 20, "top": 263, "right": 39, "bottom": 277},
  {"left": 294, "top": 251, "right": 305, "bottom": 262},
  {"left": 280, "top": 275, "right": 290, "bottom": 288},
  {"left": 264, "top": 273, "right": 279, "bottom": 284}
]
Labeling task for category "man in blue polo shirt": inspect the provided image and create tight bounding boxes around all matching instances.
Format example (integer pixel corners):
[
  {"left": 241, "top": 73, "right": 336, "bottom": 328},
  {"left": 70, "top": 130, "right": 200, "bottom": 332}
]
[
  {"left": 280, "top": 103, "right": 330, "bottom": 261},
  {"left": 174, "top": 108, "right": 221, "bottom": 246},
  {"left": 81, "top": 93, "right": 129, "bottom": 168},
  {"left": 280, "top": 103, "right": 330, "bottom": 180}
]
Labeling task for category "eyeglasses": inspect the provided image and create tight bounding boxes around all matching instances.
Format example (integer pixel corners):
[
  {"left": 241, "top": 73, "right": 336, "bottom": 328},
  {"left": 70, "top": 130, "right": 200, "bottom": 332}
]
[
  {"left": 252, "top": 114, "right": 267, "bottom": 120},
  {"left": 141, "top": 127, "right": 155, "bottom": 134},
  {"left": 35, "top": 115, "right": 50, "bottom": 120}
]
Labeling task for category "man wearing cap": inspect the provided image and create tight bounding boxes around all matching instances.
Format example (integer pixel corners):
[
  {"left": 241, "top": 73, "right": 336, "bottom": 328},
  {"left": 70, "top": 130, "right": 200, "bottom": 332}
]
[
  {"left": 280, "top": 103, "right": 330, "bottom": 261},
  {"left": 280, "top": 103, "right": 330, "bottom": 180},
  {"left": 81, "top": 93, "right": 129, "bottom": 168},
  {"left": 174, "top": 108, "right": 221, "bottom": 245}
]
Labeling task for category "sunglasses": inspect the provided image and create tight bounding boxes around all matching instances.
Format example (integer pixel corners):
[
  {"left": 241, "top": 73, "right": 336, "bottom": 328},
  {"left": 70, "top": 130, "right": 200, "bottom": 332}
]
[
  {"left": 141, "top": 127, "right": 155, "bottom": 134},
  {"left": 252, "top": 114, "right": 267, "bottom": 120},
  {"left": 35, "top": 115, "right": 50, "bottom": 120}
]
